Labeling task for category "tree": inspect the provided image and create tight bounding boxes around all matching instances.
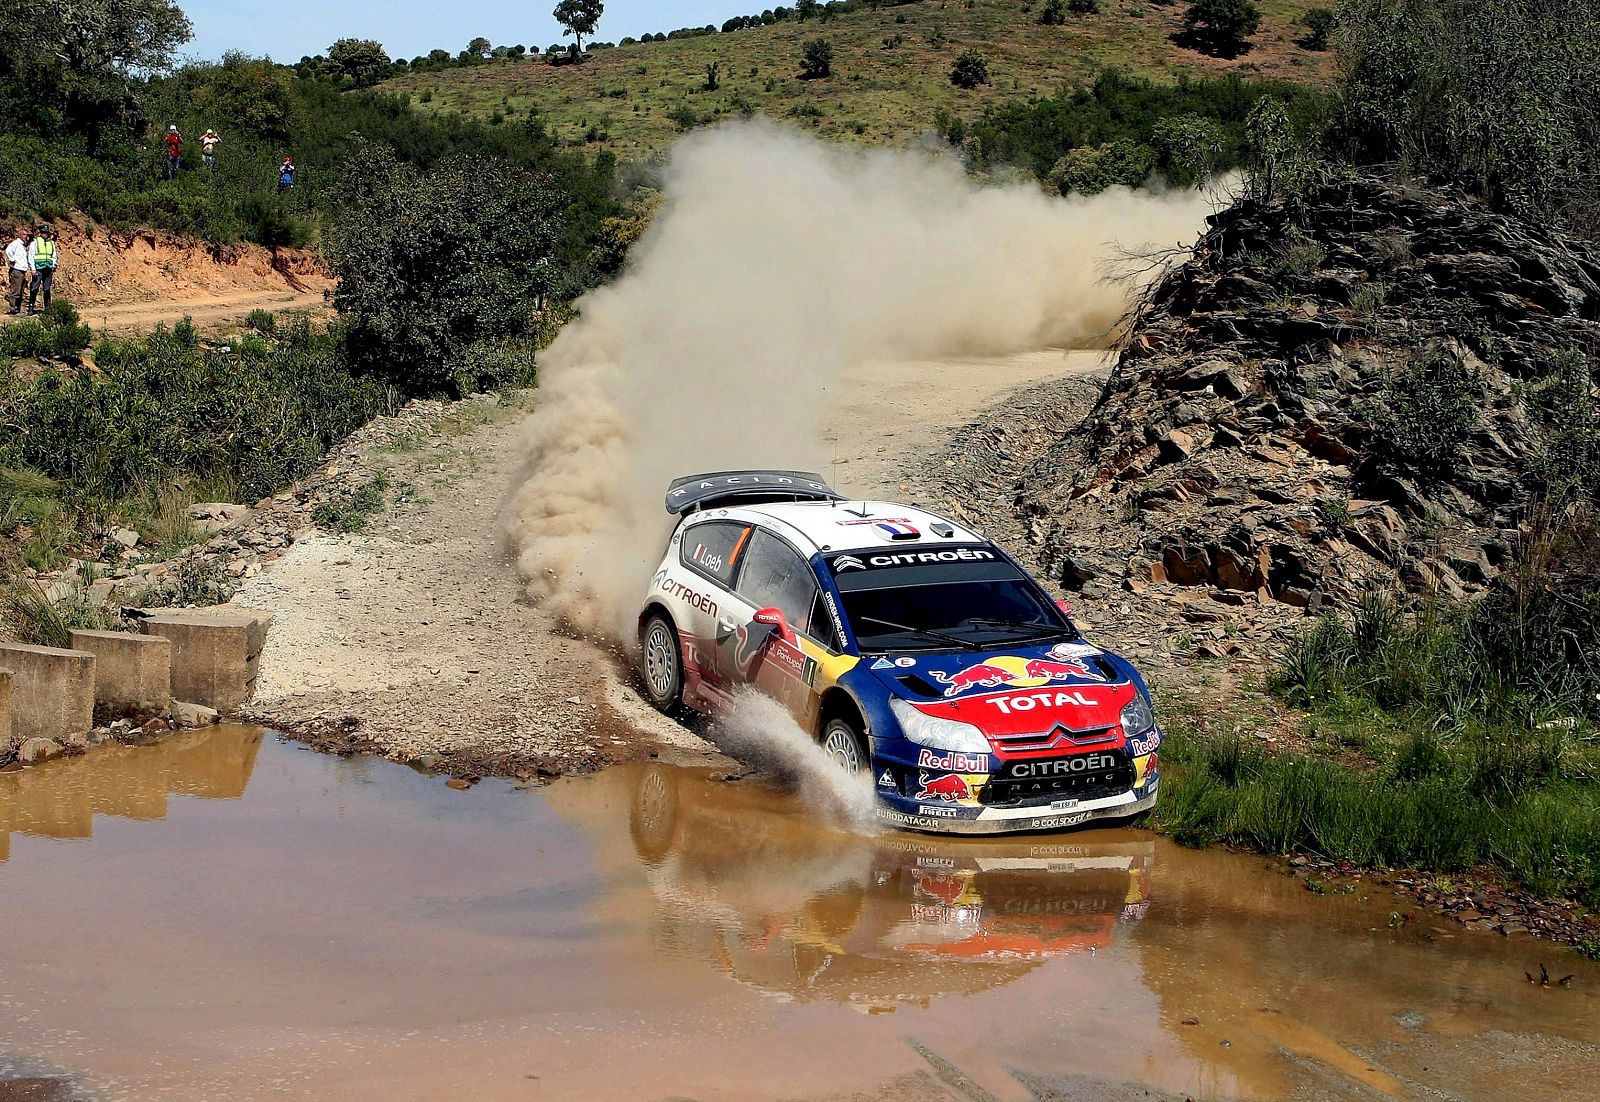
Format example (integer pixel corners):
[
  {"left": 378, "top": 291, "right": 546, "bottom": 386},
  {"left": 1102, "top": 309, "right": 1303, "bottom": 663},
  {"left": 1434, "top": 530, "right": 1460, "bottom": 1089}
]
[
  {"left": 1068, "top": 0, "right": 1100, "bottom": 13},
  {"left": 328, "top": 144, "right": 564, "bottom": 396},
  {"left": 799, "top": 38, "right": 833, "bottom": 79},
  {"left": 1178, "top": 0, "right": 1261, "bottom": 59},
  {"left": 1040, "top": 0, "right": 1067, "bottom": 24},
  {"left": 796, "top": 0, "right": 821, "bottom": 20},
  {"left": 1299, "top": 7, "right": 1334, "bottom": 50},
  {"left": 704, "top": 61, "right": 721, "bottom": 91},
  {"left": 949, "top": 50, "right": 990, "bottom": 89},
  {"left": 468, "top": 36, "right": 492, "bottom": 58},
  {"left": 323, "top": 38, "right": 392, "bottom": 86},
  {"left": 553, "top": 0, "right": 604, "bottom": 53},
  {"left": 0, "top": 0, "right": 192, "bottom": 151}
]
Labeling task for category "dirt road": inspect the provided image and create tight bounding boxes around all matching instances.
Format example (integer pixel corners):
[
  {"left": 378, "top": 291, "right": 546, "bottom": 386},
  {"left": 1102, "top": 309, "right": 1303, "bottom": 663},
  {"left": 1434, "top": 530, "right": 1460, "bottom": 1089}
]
[
  {"left": 238, "top": 349, "right": 1110, "bottom": 774},
  {"left": 78, "top": 289, "right": 330, "bottom": 333}
]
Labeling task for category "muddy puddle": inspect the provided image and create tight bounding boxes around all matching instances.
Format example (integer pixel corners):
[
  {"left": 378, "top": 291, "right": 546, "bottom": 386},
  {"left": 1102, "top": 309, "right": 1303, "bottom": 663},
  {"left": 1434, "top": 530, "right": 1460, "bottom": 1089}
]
[{"left": 2, "top": 727, "right": 1596, "bottom": 1101}]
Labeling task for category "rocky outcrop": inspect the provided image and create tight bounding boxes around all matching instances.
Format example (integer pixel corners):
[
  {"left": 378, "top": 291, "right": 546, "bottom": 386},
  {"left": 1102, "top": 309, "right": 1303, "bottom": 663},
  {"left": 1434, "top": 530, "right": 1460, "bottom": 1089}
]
[{"left": 1025, "top": 177, "right": 1600, "bottom": 611}]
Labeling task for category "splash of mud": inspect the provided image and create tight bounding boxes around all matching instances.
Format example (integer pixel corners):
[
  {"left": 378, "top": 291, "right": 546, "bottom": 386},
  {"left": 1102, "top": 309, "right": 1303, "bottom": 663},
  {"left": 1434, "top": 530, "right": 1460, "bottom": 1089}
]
[
  {"left": 711, "top": 692, "right": 880, "bottom": 830},
  {"left": 505, "top": 119, "right": 1219, "bottom": 640}
]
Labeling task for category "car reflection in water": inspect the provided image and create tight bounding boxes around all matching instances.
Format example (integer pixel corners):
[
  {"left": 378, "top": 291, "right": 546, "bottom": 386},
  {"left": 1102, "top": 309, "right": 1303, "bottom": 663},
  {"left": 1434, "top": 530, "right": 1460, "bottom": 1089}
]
[{"left": 626, "top": 763, "right": 1153, "bottom": 1011}]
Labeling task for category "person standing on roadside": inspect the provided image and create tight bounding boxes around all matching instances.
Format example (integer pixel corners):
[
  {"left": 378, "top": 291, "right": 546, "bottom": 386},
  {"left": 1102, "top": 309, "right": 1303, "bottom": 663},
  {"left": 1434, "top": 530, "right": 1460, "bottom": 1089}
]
[
  {"left": 277, "top": 156, "right": 296, "bottom": 193},
  {"left": 5, "top": 225, "right": 32, "bottom": 315},
  {"left": 164, "top": 125, "right": 182, "bottom": 179},
  {"left": 27, "top": 225, "right": 58, "bottom": 314},
  {"left": 201, "top": 128, "right": 221, "bottom": 174}
]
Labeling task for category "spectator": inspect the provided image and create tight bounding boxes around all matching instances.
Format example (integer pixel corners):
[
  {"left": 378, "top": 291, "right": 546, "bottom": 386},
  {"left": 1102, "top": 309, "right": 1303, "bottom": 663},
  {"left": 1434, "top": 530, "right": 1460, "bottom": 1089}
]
[
  {"left": 201, "top": 128, "right": 221, "bottom": 174},
  {"left": 277, "top": 157, "right": 296, "bottom": 193},
  {"left": 164, "top": 125, "right": 183, "bottom": 179},
  {"left": 5, "top": 225, "right": 31, "bottom": 315},
  {"left": 27, "top": 225, "right": 59, "bottom": 314}
]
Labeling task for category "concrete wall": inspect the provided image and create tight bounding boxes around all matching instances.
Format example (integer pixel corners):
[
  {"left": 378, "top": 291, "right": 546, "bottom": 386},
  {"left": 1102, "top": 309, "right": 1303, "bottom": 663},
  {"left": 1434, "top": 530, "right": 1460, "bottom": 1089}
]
[
  {"left": 69, "top": 630, "right": 173, "bottom": 716},
  {"left": 0, "top": 667, "right": 13, "bottom": 760},
  {"left": 0, "top": 644, "right": 95, "bottom": 746},
  {"left": 138, "top": 610, "right": 272, "bottom": 713}
]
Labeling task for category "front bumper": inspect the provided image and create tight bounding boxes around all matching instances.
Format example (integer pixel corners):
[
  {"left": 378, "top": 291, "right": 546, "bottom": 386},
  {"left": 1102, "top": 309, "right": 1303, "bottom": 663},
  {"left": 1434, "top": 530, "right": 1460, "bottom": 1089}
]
[{"left": 873, "top": 783, "right": 1159, "bottom": 835}]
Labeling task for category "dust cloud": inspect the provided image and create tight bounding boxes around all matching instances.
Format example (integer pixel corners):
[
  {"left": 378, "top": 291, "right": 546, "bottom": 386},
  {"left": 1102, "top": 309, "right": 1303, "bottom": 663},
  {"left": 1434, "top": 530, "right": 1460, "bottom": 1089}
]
[
  {"left": 713, "top": 692, "right": 880, "bottom": 829},
  {"left": 504, "top": 118, "right": 1216, "bottom": 639}
]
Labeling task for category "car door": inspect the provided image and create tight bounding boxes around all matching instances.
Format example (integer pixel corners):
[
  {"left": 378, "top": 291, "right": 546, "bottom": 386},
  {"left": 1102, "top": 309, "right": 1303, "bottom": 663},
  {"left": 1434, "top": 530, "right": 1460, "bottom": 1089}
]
[
  {"left": 724, "top": 528, "right": 829, "bottom": 722},
  {"left": 671, "top": 518, "right": 753, "bottom": 702}
]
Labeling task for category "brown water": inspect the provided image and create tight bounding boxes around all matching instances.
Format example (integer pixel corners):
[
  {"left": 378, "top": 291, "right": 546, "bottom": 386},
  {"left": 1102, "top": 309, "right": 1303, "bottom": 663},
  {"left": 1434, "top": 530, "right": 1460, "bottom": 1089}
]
[{"left": 1, "top": 728, "right": 1596, "bottom": 1101}]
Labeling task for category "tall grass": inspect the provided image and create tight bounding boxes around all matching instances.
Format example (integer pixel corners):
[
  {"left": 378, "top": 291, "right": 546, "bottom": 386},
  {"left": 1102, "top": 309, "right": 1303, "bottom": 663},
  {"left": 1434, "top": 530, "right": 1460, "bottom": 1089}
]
[
  {"left": 1153, "top": 725, "right": 1600, "bottom": 907},
  {"left": 1161, "top": 510, "right": 1600, "bottom": 907}
]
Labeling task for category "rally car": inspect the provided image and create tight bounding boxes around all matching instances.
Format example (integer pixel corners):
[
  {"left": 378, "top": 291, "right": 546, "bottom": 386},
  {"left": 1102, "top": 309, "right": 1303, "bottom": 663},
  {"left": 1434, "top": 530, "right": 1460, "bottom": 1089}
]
[{"left": 637, "top": 470, "right": 1162, "bottom": 834}]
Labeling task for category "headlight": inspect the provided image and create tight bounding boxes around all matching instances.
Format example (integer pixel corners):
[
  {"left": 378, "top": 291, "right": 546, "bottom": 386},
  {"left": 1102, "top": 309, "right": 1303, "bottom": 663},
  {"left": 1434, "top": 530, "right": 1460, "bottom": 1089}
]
[
  {"left": 1120, "top": 690, "right": 1155, "bottom": 736},
  {"left": 889, "top": 699, "right": 991, "bottom": 754}
]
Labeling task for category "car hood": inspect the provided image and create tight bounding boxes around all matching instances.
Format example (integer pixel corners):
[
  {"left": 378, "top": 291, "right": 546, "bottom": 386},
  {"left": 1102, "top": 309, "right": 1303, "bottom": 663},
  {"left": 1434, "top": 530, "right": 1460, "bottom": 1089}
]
[{"left": 866, "top": 640, "right": 1140, "bottom": 738}]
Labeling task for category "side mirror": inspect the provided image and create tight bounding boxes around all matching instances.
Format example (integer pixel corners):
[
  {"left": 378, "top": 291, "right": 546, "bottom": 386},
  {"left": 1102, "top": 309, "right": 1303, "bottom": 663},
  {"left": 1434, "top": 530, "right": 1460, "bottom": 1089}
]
[
  {"left": 752, "top": 607, "right": 794, "bottom": 642},
  {"left": 1056, "top": 598, "right": 1074, "bottom": 616}
]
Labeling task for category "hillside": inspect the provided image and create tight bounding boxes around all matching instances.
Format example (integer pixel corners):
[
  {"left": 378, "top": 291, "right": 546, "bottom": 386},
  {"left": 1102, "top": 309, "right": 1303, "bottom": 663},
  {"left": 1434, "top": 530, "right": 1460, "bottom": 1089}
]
[{"left": 383, "top": 0, "right": 1333, "bottom": 158}]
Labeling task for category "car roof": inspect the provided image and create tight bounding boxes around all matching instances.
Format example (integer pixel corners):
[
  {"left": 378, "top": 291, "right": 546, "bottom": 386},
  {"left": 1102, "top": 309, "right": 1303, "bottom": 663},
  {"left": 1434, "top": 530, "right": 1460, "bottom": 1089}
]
[{"left": 682, "top": 499, "right": 987, "bottom": 556}]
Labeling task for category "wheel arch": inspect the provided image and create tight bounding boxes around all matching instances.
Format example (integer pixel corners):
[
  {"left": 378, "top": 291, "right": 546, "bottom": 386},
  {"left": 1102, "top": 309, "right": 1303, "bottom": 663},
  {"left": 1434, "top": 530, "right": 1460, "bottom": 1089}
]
[{"left": 817, "top": 686, "right": 868, "bottom": 740}]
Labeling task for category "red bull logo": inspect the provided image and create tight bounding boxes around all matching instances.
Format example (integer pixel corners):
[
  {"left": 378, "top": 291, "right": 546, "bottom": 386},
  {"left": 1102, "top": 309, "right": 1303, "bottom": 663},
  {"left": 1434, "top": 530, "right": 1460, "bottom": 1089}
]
[
  {"left": 914, "top": 772, "right": 973, "bottom": 802},
  {"left": 929, "top": 645, "right": 1108, "bottom": 698}
]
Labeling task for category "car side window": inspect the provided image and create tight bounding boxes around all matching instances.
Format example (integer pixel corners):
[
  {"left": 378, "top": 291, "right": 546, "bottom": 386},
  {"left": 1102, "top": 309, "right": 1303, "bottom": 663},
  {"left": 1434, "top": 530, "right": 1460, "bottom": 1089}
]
[
  {"left": 736, "top": 530, "right": 818, "bottom": 637},
  {"left": 679, "top": 521, "right": 751, "bottom": 586}
]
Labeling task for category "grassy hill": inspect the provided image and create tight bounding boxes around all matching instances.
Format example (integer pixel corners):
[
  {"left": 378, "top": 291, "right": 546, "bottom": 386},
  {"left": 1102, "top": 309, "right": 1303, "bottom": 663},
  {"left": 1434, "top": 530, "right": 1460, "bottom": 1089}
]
[{"left": 383, "top": 0, "right": 1334, "bottom": 159}]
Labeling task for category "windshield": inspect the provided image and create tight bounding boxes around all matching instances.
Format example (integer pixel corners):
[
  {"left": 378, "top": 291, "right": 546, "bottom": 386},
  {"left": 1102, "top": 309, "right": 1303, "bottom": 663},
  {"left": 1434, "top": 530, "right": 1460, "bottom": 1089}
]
[{"left": 831, "top": 556, "right": 1072, "bottom": 652}]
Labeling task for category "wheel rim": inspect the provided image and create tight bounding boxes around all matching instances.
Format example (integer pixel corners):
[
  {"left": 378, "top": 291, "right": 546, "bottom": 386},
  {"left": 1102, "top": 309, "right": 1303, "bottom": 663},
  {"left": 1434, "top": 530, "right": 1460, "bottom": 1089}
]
[
  {"left": 644, "top": 622, "right": 677, "bottom": 702},
  {"left": 823, "top": 724, "right": 864, "bottom": 773}
]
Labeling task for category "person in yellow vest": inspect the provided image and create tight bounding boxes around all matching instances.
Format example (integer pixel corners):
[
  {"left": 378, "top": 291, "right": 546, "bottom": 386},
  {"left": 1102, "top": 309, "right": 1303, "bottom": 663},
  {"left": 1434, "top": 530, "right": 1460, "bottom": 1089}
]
[{"left": 27, "top": 225, "right": 59, "bottom": 314}]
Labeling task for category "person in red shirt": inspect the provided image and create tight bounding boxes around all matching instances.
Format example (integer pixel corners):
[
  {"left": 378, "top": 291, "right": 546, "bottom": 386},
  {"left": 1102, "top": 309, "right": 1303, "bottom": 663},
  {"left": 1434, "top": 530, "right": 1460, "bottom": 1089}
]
[{"left": 164, "top": 125, "right": 182, "bottom": 180}]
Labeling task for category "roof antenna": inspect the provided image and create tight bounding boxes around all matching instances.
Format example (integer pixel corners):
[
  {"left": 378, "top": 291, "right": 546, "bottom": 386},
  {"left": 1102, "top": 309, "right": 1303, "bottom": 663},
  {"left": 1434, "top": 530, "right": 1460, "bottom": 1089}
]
[{"left": 830, "top": 442, "right": 838, "bottom": 507}]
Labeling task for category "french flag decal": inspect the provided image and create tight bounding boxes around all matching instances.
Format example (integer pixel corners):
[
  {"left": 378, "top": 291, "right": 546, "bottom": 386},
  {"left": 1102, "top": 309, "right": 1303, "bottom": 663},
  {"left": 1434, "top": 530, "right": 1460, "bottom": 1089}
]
[{"left": 876, "top": 521, "right": 920, "bottom": 540}]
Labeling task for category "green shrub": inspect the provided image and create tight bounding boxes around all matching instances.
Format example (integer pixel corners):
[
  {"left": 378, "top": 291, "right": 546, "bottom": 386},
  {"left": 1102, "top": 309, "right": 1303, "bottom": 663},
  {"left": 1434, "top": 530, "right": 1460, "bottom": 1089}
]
[
  {"left": 243, "top": 308, "right": 277, "bottom": 334},
  {"left": 1361, "top": 347, "right": 1482, "bottom": 486},
  {"left": 950, "top": 51, "right": 991, "bottom": 91},
  {"left": 326, "top": 143, "right": 562, "bottom": 397},
  {"left": 1179, "top": 0, "right": 1262, "bottom": 59},
  {"left": 0, "top": 322, "right": 383, "bottom": 504}
]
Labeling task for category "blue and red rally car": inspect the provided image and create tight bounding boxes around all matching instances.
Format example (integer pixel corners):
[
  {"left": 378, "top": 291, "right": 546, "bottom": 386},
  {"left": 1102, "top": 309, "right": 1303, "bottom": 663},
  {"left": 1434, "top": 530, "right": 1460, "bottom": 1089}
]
[{"left": 637, "top": 471, "right": 1161, "bottom": 833}]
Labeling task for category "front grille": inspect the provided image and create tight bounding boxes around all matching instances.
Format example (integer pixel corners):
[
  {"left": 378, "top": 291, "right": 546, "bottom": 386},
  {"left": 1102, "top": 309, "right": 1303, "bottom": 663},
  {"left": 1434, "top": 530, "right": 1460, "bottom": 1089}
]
[
  {"left": 981, "top": 750, "right": 1134, "bottom": 808},
  {"left": 990, "top": 724, "right": 1118, "bottom": 754}
]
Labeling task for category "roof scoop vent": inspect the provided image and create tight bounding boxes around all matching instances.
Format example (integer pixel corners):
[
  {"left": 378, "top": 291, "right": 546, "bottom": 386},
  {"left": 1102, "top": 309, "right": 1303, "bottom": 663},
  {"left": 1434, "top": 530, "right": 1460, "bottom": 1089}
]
[{"left": 930, "top": 521, "right": 955, "bottom": 538}]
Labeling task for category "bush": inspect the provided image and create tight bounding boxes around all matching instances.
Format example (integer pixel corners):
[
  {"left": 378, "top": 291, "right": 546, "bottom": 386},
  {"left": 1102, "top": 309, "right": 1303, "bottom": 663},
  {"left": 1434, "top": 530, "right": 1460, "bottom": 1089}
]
[
  {"left": 1332, "top": 0, "right": 1600, "bottom": 229},
  {"left": 1299, "top": 6, "right": 1334, "bottom": 50},
  {"left": 243, "top": 308, "right": 277, "bottom": 334},
  {"left": 327, "top": 143, "right": 563, "bottom": 397},
  {"left": 0, "top": 301, "right": 92, "bottom": 360},
  {"left": 1046, "top": 139, "right": 1157, "bottom": 194},
  {"left": 0, "top": 321, "right": 383, "bottom": 504},
  {"left": 1040, "top": 0, "right": 1068, "bottom": 24},
  {"left": 799, "top": 38, "right": 834, "bottom": 80},
  {"left": 1362, "top": 347, "right": 1483, "bottom": 486},
  {"left": 950, "top": 50, "right": 990, "bottom": 90},
  {"left": 1178, "top": 0, "right": 1261, "bottom": 59}
]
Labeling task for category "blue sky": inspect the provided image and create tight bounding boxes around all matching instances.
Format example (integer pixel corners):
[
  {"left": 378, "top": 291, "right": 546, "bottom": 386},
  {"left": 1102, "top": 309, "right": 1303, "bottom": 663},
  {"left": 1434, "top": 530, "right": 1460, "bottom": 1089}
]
[{"left": 180, "top": 1, "right": 756, "bottom": 63}]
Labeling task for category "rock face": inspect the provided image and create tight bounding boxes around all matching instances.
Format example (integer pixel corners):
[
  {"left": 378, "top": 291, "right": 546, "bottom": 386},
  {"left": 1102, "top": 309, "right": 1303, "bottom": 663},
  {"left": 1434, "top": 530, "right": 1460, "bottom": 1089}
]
[{"left": 1024, "top": 177, "right": 1600, "bottom": 610}]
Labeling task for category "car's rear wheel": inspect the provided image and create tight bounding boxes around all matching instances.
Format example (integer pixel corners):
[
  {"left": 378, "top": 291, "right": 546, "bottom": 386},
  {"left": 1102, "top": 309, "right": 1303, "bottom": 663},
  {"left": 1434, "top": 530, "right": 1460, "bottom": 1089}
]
[
  {"left": 821, "top": 716, "right": 868, "bottom": 774},
  {"left": 641, "top": 612, "right": 685, "bottom": 714}
]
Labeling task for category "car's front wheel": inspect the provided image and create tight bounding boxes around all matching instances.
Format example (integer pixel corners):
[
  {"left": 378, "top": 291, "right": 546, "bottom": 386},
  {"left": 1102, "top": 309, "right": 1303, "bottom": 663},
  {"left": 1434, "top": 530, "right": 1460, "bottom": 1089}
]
[
  {"left": 820, "top": 716, "right": 868, "bottom": 774},
  {"left": 640, "top": 612, "right": 685, "bottom": 715}
]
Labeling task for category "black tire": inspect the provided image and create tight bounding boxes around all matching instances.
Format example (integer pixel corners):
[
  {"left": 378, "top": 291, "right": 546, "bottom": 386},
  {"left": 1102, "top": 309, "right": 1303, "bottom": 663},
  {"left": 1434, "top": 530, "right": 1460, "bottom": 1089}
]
[
  {"left": 640, "top": 612, "right": 686, "bottom": 715},
  {"left": 820, "top": 715, "right": 869, "bottom": 774}
]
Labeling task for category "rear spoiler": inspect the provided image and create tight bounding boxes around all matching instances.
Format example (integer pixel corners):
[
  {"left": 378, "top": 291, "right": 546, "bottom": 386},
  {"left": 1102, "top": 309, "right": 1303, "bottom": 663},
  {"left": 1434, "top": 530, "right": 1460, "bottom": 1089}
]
[{"left": 665, "top": 470, "right": 841, "bottom": 515}]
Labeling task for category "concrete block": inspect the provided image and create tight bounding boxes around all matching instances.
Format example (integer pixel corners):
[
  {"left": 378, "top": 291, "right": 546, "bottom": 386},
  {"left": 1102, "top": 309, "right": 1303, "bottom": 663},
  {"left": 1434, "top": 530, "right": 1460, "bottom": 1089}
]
[
  {"left": 70, "top": 630, "right": 173, "bottom": 716},
  {"left": 0, "top": 667, "right": 13, "bottom": 760},
  {"left": 137, "top": 608, "right": 272, "bottom": 713},
  {"left": 0, "top": 644, "right": 95, "bottom": 747}
]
